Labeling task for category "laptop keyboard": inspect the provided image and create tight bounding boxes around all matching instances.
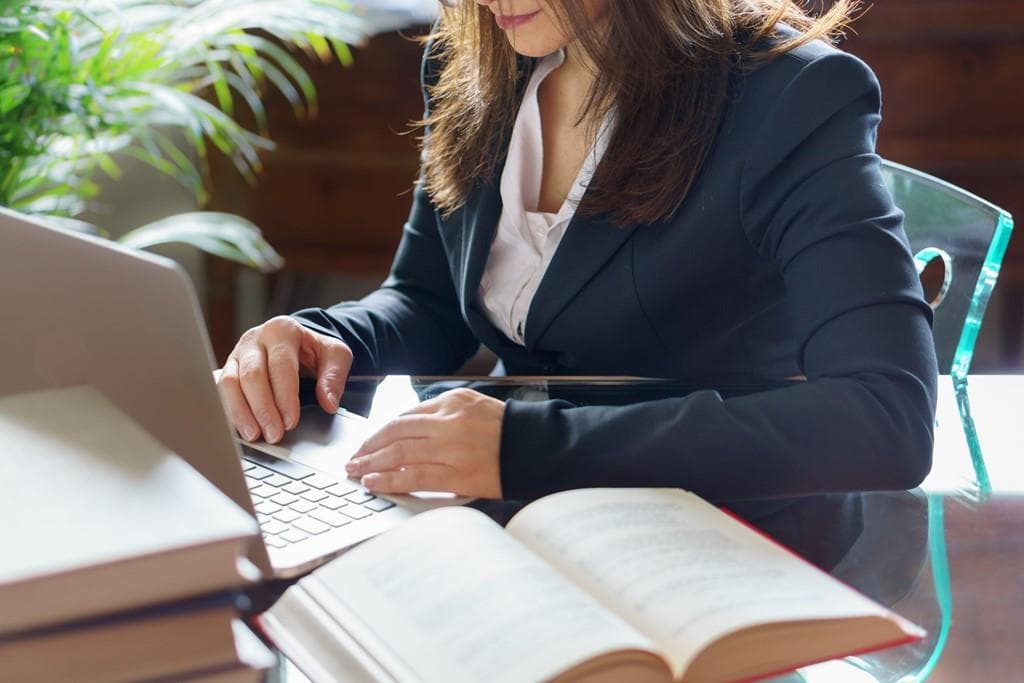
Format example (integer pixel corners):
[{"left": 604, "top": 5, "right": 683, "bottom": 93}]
[{"left": 241, "top": 451, "right": 394, "bottom": 550}]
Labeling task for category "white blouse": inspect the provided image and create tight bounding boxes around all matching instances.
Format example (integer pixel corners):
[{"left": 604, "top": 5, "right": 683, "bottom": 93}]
[{"left": 477, "top": 50, "right": 612, "bottom": 345}]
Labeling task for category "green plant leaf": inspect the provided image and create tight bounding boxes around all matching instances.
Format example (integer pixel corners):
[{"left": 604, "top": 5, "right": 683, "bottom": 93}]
[
  {"left": 205, "top": 57, "right": 234, "bottom": 115},
  {"left": 0, "top": 83, "right": 31, "bottom": 114},
  {"left": 0, "top": 0, "right": 379, "bottom": 272},
  {"left": 32, "top": 212, "right": 104, "bottom": 236},
  {"left": 117, "top": 211, "right": 285, "bottom": 272},
  {"left": 96, "top": 153, "right": 123, "bottom": 180},
  {"left": 331, "top": 38, "right": 354, "bottom": 67}
]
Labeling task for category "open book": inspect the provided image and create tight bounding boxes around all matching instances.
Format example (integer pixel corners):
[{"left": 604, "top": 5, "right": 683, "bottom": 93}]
[{"left": 259, "top": 488, "right": 923, "bottom": 683}]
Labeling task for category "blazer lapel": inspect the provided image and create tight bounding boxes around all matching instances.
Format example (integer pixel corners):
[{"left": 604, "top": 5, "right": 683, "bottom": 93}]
[
  {"left": 458, "top": 178, "right": 503, "bottom": 320},
  {"left": 450, "top": 55, "right": 639, "bottom": 352},
  {"left": 524, "top": 213, "right": 638, "bottom": 349},
  {"left": 456, "top": 55, "right": 535, "bottom": 326}
]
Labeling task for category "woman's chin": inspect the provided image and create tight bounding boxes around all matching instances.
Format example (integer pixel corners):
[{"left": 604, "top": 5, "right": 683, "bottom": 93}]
[
  {"left": 502, "top": 35, "right": 566, "bottom": 59},
  {"left": 507, "top": 45, "right": 561, "bottom": 58}
]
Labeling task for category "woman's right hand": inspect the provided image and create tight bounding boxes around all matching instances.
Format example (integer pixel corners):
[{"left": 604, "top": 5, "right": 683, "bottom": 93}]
[{"left": 217, "top": 316, "right": 353, "bottom": 444}]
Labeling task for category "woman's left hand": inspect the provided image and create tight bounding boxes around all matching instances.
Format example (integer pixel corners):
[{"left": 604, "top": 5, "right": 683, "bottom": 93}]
[{"left": 346, "top": 388, "right": 505, "bottom": 499}]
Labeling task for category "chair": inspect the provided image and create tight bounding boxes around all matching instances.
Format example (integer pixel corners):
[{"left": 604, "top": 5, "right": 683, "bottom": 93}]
[
  {"left": 794, "top": 162, "right": 1014, "bottom": 683},
  {"left": 880, "top": 159, "right": 1015, "bottom": 496},
  {"left": 849, "top": 162, "right": 1013, "bottom": 683}
]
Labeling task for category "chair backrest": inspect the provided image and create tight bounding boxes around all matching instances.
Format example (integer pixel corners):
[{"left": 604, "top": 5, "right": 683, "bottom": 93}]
[
  {"left": 880, "top": 160, "right": 1014, "bottom": 379},
  {"left": 824, "top": 165, "right": 1014, "bottom": 683}
]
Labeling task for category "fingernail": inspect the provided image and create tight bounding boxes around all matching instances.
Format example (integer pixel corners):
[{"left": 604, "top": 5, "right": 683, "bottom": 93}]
[
  {"left": 346, "top": 458, "right": 361, "bottom": 473},
  {"left": 326, "top": 391, "right": 338, "bottom": 410},
  {"left": 242, "top": 426, "right": 258, "bottom": 442},
  {"left": 265, "top": 425, "right": 282, "bottom": 443},
  {"left": 361, "top": 473, "right": 380, "bottom": 490}
]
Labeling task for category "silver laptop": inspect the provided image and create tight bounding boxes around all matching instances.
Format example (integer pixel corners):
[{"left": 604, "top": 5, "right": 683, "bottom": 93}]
[{"left": 0, "top": 207, "right": 428, "bottom": 577}]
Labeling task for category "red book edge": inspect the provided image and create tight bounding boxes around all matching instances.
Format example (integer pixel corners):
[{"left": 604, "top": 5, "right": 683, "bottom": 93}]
[
  {"left": 732, "top": 631, "right": 923, "bottom": 683},
  {"left": 717, "top": 505, "right": 927, "bottom": 683}
]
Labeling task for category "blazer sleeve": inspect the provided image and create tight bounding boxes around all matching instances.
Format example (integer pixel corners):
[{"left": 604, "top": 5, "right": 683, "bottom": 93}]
[
  {"left": 291, "top": 50, "right": 480, "bottom": 375},
  {"left": 499, "top": 51, "right": 939, "bottom": 502}
]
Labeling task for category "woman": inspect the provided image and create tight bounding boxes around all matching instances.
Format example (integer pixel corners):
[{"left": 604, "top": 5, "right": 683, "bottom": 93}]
[{"left": 217, "top": 1, "right": 937, "bottom": 513}]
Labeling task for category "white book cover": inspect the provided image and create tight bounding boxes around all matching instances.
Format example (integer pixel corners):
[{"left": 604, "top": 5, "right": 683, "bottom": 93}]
[{"left": 0, "top": 385, "right": 259, "bottom": 634}]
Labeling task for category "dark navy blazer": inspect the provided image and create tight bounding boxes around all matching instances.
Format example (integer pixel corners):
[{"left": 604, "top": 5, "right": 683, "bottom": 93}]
[{"left": 295, "top": 37, "right": 938, "bottom": 524}]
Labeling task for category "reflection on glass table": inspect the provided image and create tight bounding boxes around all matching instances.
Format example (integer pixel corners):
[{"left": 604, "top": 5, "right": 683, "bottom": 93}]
[{"left": 266, "top": 374, "right": 1023, "bottom": 683}]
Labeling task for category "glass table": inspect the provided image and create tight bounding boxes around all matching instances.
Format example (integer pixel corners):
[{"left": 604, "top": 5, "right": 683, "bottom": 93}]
[{"left": 265, "top": 374, "right": 1024, "bottom": 682}]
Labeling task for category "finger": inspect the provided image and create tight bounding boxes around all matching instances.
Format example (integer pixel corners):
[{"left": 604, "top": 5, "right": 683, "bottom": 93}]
[
  {"left": 352, "top": 414, "right": 439, "bottom": 459},
  {"left": 217, "top": 357, "right": 261, "bottom": 441},
  {"left": 305, "top": 333, "right": 352, "bottom": 414},
  {"left": 348, "top": 435, "right": 439, "bottom": 477},
  {"left": 361, "top": 464, "right": 457, "bottom": 495},
  {"left": 265, "top": 337, "right": 301, "bottom": 431},
  {"left": 237, "top": 346, "right": 285, "bottom": 444}
]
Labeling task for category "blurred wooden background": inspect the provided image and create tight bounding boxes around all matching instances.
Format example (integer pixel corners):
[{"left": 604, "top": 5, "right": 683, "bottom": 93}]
[
  {"left": 206, "top": 3, "right": 1024, "bottom": 371},
  {"left": 843, "top": 0, "right": 1024, "bottom": 374}
]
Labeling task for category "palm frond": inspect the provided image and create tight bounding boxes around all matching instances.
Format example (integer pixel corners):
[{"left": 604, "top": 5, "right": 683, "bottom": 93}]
[
  {"left": 118, "top": 211, "right": 285, "bottom": 272},
  {"left": 0, "top": 0, "right": 375, "bottom": 269}
]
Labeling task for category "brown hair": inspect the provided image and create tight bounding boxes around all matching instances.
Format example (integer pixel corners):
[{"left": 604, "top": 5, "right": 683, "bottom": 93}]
[{"left": 419, "top": 0, "right": 858, "bottom": 226}]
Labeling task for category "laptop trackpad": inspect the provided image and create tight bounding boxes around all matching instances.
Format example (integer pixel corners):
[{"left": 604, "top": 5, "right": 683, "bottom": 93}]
[{"left": 247, "top": 405, "right": 366, "bottom": 471}]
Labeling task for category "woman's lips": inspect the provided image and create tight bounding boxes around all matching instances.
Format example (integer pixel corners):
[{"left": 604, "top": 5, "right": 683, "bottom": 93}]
[{"left": 495, "top": 10, "right": 541, "bottom": 30}]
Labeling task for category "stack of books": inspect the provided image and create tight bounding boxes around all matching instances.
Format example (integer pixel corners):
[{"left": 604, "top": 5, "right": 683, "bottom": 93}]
[{"left": 0, "top": 386, "right": 275, "bottom": 682}]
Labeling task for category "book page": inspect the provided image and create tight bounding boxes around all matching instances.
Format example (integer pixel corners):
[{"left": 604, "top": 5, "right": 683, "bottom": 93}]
[
  {"left": 507, "top": 489, "right": 903, "bottom": 679},
  {"left": 304, "top": 506, "right": 666, "bottom": 683}
]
